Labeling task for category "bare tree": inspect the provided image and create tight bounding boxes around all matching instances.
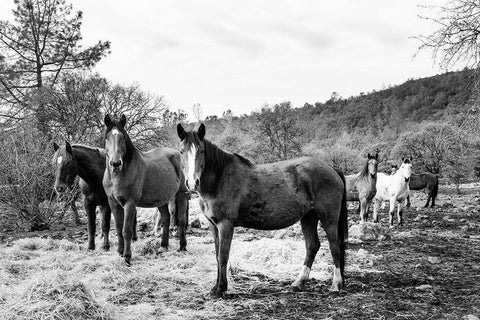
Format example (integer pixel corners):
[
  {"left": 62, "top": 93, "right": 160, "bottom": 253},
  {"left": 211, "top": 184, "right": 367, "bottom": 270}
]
[
  {"left": 253, "top": 102, "right": 303, "bottom": 161},
  {"left": 416, "top": 1, "right": 480, "bottom": 70},
  {"left": 192, "top": 103, "right": 203, "bottom": 122}
]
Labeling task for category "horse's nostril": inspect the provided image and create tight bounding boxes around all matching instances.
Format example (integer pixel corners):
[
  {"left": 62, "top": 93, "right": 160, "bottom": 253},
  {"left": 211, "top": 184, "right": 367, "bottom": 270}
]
[
  {"left": 110, "top": 161, "right": 121, "bottom": 168},
  {"left": 195, "top": 179, "right": 200, "bottom": 188}
]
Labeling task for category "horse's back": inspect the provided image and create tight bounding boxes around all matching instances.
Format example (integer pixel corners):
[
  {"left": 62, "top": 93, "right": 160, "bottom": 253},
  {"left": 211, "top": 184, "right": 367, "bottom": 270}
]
[
  {"left": 409, "top": 172, "right": 438, "bottom": 190},
  {"left": 138, "top": 147, "right": 182, "bottom": 206}
]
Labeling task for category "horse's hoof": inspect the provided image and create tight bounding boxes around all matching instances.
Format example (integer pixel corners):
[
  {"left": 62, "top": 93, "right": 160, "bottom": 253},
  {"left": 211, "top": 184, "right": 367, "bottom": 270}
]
[
  {"left": 209, "top": 287, "right": 224, "bottom": 299},
  {"left": 290, "top": 285, "right": 301, "bottom": 292},
  {"left": 156, "top": 246, "right": 168, "bottom": 254},
  {"left": 102, "top": 245, "right": 110, "bottom": 251},
  {"left": 125, "top": 259, "right": 131, "bottom": 267},
  {"left": 177, "top": 247, "right": 187, "bottom": 252},
  {"left": 87, "top": 245, "right": 95, "bottom": 251}
]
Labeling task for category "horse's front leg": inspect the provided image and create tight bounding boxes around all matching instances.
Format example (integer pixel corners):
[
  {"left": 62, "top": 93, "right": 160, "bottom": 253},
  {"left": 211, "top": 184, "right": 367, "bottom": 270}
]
[
  {"left": 208, "top": 220, "right": 219, "bottom": 293},
  {"left": 98, "top": 204, "right": 111, "bottom": 251},
  {"left": 84, "top": 199, "right": 96, "bottom": 250},
  {"left": 373, "top": 198, "right": 381, "bottom": 223},
  {"left": 176, "top": 191, "right": 189, "bottom": 251},
  {"left": 212, "top": 219, "right": 234, "bottom": 298},
  {"left": 108, "top": 198, "right": 124, "bottom": 256},
  {"left": 359, "top": 198, "right": 368, "bottom": 223},
  {"left": 397, "top": 199, "right": 405, "bottom": 226},
  {"left": 123, "top": 201, "right": 137, "bottom": 266}
]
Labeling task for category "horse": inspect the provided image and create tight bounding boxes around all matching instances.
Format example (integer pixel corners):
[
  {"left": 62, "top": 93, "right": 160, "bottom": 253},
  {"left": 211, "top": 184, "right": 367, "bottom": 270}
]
[
  {"left": 177, "top": 123, "right": 348, "bottom": 298},
  {"left": 103, "top": 114, "right": 189, "bottom": 265},
  {"left": 373, "top": 158, "right": 412, "bottom": 227},
  {"left": 52, "top": 142, "right": 114, "bottom": 250},
  {"left": 407, "top": 172, "right": 439, "bottom": 208},
  {"left": 345, "top": 153, "right": 378, "bottom": 222}
]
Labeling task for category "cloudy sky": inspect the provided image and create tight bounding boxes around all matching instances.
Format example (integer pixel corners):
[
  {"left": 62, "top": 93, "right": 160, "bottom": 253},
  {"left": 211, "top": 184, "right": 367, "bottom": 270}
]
[{"left": 1, "top": 0, "right": 446, "bottom": 118}]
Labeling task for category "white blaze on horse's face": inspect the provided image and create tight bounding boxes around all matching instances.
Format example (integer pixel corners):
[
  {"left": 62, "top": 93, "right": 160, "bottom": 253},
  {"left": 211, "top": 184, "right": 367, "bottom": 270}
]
[
  {"left": 56, "top": 156, "right": 63, "bottom": 164},
  {"left": 106, "top": 128, "right": 125, "bottom": 172},
  {"left": 186, "top": 144, "right": 197, "bottom": 190}
]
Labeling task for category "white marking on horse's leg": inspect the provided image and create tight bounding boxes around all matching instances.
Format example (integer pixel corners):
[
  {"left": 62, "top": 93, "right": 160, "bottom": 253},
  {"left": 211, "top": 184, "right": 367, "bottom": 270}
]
[
  {"left": 291, "top": 265, "right": 310, "bottom": 287},
  {"left": 154, "top": 210, "right": 161, "bottom": 237},
  {"left": 329, "top": 267, "right": 343, "bottom": 292}
]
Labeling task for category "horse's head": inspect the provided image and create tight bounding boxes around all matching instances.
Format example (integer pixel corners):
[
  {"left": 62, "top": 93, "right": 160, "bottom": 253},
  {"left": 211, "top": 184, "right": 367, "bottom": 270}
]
[
  {"left": 104, "top": 114, "right": 128, "bottom": 173},
  {"left": 52, "top": 141, "right": 77, "bottom": 193},
  {"left": 177, "top": 123, "right": 206, "bottom": 191},
  {"left": 367, "top": 153, "right": 378, "bottom": 178},
  {"left": 399, "top": 157, "right": 413, "bottom": 182}
]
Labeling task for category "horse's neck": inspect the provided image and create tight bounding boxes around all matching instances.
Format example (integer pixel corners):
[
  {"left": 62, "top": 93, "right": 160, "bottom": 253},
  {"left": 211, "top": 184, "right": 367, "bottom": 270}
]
[
  {"left": 200, "top": 141, "right": 236, "bottom": 195},
  {"left": 392, "top": 170, "right": 407, "bottom": 185},
  {"left": 73, "top": 146, "right": 105, "bottom": 186}
]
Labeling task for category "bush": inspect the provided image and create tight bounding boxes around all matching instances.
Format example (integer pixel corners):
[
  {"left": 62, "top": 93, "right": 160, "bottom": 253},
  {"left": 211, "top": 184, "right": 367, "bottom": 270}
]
[{"left": 0, "top": 123, "right": 70, "bottom": 230}]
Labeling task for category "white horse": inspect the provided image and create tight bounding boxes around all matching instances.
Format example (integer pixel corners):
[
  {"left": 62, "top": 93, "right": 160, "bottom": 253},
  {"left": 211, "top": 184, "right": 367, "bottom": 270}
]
[{"left": 373, "top": 158, "right": 412, "bottom": 227}]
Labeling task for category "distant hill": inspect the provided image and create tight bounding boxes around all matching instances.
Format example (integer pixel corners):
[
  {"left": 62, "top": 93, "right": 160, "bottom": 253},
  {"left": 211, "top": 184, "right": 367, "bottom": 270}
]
[{"left": 299, "top": 68, "right": 475, "bottom": 137}]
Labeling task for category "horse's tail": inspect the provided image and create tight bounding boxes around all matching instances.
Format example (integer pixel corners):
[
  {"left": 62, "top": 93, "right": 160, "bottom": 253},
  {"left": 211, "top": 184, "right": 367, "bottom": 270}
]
[{"left": 334, "top": 168, "right": 348, "bottom": 279}]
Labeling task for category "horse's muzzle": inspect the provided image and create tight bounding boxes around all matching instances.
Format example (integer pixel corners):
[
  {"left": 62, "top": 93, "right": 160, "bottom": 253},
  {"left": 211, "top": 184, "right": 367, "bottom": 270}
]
[
  {"left": 110, "top": 160, "right": 123, "bottom": 172},
  {"left": 405, "top": 177, "right": 410, "bottom": 183},
  {"left": 370, "top": 174, "right": 376, "bottom": 179}
]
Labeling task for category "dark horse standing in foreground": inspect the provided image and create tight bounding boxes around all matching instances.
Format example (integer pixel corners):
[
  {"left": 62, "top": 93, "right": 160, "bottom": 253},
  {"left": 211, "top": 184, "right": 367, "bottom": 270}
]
[
  {"left": 345, "top": 153, "right": 378, "bottom": 222},
  {"left": 103, "top": 114, "right": 189, "bottom": 265},
  {"left": 407, "top": 173, "right": 439, "bottom": 208},
  {"left": 52, "top": 142, "right": 114, "bottom": 250},
  {"left": 177, "top": 123, "right": 348, "bottom": 298}
]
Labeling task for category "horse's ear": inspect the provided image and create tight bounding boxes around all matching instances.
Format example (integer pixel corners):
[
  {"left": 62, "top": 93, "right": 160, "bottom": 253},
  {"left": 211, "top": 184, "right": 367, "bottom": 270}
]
[
  {"left": 65, "top": 141, "right": 72, "bottom": 154},
  {"left": 367, "top": 153, "right": 371, "bottom": 158},
  {"left": 53, "top": 142, "right": 59, "bottom": 151},
  {"left": 177, "top": 123, "right": 186, "bottom": 140},
  {"left": 119, "top": 114, "right": 127, "bottom": 128},
  {"left": 410, "top": 157, "right": 413, "bottom": 162},
  {"left": 375, "top": 153, "right": 379, "bottom": 160},
  {"left": 198, "top": 123, "right": 206, "bottom": 141},
  {"left": 402, "top": 157, "right": 405, "bottom": 162},
  {"left": 104, "top": 114, "right": 112, "bottom": 127}
]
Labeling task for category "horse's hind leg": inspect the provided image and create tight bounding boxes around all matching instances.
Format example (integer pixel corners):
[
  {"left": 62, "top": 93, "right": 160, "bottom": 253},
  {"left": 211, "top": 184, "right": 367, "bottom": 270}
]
[
  {"left": 291, "top": 211, "right": 319, "bottom": 289},
  {"left": 99, "top": 204, "right": 111, "bottom": 251},
  {"left": 324, "top": 223, "right": 344, "bottom": 292},
  {"left": 158, "top": 204, "right": 170, "bottom": 249}
]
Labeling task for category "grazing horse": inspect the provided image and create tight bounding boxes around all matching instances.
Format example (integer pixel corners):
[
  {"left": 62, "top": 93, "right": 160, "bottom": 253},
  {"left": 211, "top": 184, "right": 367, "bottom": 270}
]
[
  {"left": 345, "top": 153, "right": 378, "bottom": 222},
  {"left": 373, "top": 158, "right": 412, "bottom": 227},
  {"left": 52, "top": 142, "right": 113, "bottom": 250},
  {"left": 407, "top": 173, "right": 439, "bottom": 208},
  {"left": 103, "top": 114, "right": 188, "bottom": 265},
  {"left": 177, "top": 123, "right": 348, "bottom": 298}
]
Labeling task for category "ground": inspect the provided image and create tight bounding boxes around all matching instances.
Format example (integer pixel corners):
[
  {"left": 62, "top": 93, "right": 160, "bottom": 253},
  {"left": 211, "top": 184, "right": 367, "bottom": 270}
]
[{"left": 0, "top": 184, "right": 479, "bottom": 320}]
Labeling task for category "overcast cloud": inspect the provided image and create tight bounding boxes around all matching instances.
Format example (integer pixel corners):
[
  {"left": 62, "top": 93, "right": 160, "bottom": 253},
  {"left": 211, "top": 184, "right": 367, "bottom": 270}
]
[{"left": 0, "top": 0, "right": 447, "bottom": 118}]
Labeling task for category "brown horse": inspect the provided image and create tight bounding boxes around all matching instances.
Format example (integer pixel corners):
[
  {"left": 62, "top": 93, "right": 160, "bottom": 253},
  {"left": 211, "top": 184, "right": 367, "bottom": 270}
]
[
  {"left": 53, "top": 142, "right": 113, "bottom": 250},
  {"left": 103, "top": 114, "right": 189, "bottom": 265},
  {"left": 407, "top": 172, "right": 439, "bottom": 208},
  {"left": 177, "top": 123, "right": 348, "bottom": 298},
  {"left": 345, "top": 153, "right": 378, "bottom": 222}
]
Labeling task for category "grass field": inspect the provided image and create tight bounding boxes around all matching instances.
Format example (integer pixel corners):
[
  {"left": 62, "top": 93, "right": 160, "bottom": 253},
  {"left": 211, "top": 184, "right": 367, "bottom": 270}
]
[{"left": 1, "top": 186, "right": 480, "bottom": 319}]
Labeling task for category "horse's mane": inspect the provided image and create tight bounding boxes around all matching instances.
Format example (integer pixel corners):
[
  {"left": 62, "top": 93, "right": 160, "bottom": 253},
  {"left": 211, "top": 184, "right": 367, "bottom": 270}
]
[
  {"left": 203, "top": 139, "right": 254, "bottom": 173},
  {"left": 105, "top": 121, "right": 136, "bottom": 162},
  {"left": 183, "top": 130, "right": 253, "bottom": 174},
  {"left": 359, "top": 158, "right": 370, "bottom": 177}
]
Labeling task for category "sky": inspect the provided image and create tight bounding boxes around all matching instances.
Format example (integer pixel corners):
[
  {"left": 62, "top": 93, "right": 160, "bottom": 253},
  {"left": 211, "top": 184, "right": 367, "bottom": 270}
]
[{"left": 0, "top": 0, "right": 447, "bottom": 119}]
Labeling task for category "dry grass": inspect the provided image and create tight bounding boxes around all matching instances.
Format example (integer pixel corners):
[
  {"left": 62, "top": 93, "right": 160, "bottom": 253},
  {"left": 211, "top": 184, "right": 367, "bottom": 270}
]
[{"left": 0, "top": 187, "right": 480, "bottom": 319}]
